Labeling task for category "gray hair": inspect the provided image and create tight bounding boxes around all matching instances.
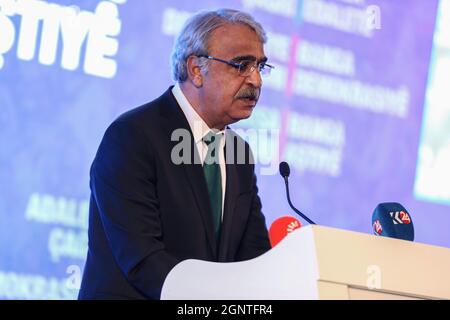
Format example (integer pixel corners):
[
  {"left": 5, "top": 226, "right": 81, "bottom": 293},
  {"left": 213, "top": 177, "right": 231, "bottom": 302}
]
[{"left": 171, "top": 8, "right": 267, "bottom": 82}]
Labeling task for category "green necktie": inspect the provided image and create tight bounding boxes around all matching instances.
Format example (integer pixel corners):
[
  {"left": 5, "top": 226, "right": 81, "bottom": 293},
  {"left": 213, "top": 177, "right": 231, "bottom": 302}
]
[{"left": 202, "top": 131, "right": 222, "bottom": 240}]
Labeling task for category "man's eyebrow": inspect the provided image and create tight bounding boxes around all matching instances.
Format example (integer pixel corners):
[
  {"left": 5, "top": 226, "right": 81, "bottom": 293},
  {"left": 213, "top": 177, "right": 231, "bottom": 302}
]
[{"left": 232, "top": 55, "right": 268, "bottom": 63}]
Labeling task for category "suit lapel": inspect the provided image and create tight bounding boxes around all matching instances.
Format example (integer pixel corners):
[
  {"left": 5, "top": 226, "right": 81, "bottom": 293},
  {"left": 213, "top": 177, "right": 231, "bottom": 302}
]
[
  {"left": 159, "top": 87, "right": 218, "bottom": 257},
  {"left": 218, "top": 161, "right": 238, "bottom": 261},
  {"left": 218, "top": 132, "right": 241, "bottom": 261},
  {"left": 183, "top": 159, "right": 218, "bottom": 257}
]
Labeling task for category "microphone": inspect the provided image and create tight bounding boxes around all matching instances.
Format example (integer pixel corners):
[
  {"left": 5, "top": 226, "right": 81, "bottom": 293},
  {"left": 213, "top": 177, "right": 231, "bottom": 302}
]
[
  {"left": 372, "top": 202, "right": 414, "bottom": 241},
  {"left": 269, "top": 216, "right": 302, "bottom": 247},
  {"left": 279, "top": 162, "right": 316, "bottom": 225}
]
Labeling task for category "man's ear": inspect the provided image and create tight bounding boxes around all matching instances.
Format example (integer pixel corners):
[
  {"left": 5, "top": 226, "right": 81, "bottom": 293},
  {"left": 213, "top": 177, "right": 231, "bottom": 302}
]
[{"left": 186, "top": 56, "right": 204, "bottom": 88}]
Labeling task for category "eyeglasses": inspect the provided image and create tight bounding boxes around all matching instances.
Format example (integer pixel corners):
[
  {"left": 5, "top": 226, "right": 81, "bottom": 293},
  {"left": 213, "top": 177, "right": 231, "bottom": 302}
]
[{"left": 197, "top": 55, "right": 274, "bottom": 77}]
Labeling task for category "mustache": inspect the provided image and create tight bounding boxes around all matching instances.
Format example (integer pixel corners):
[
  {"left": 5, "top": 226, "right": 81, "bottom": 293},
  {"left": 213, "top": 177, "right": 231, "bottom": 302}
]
[{"left": 234, "top": 87, "right": 260, "bottom": 100}]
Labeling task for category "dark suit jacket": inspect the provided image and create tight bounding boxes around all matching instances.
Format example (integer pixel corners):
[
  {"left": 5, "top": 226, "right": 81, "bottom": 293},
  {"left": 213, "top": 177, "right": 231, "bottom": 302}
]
[{"left": 78, "top": 87, "right": 271, "bottom": 300}]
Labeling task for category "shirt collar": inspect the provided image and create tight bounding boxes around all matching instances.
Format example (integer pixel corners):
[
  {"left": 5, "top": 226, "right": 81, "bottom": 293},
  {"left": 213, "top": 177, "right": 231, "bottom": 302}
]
[{"left": 172, "top": 83, "right": 226, "bottom": 144}]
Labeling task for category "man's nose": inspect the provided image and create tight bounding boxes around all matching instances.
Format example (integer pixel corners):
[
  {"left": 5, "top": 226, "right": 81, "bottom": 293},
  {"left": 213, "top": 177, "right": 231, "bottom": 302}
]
[{"left": 245, "top": 66, "right": 263, "bottom": 88}]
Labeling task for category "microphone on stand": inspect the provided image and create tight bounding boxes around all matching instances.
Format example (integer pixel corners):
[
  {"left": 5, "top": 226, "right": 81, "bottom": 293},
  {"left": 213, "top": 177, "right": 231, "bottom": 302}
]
[
  {"left": 372, "top": 202, "right": 414, "bottom": 241},
  {"left": 279, "top": 162, "right": 316, "bottom": 225}
]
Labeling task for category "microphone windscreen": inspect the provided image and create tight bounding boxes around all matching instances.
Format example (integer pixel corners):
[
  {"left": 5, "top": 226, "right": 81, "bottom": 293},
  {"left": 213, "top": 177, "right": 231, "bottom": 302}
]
[
  {"left": 372, "top": 202, "right": 414, "bottom": 241},
  {"left": 269, "top": 216, "right": 302, "bottom": 247},
  {"left": 279, "top": 162, "right": 290, "bottom": 178}
]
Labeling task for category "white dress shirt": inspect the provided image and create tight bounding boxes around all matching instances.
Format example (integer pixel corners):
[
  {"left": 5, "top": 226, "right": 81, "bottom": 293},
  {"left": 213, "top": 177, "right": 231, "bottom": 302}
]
[{"left": 172, "top": 84, "right": 227, "bottom": 220}]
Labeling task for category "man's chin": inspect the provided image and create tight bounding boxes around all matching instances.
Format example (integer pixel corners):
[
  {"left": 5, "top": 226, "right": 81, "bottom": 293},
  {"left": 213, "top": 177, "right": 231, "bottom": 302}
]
[
  {"left": 226, "top": 100, "right": 257, "bottom": 124},
  {"left": 231, "top": 108, "right": 254, "bottom": 124}
]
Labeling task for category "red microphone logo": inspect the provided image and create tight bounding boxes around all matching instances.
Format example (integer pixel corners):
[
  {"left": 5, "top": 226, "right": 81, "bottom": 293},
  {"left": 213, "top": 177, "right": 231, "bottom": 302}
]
[
  {"left": 373, "top": 220, "right": 383, "bottom": 235},
  {"left": 399, "top": 211, "right": 411, "bottom": 224},
  {"left": 269, "top": 216, "right": 302, "bottom": 247},
  {"left": 390, "top": 211, "right": 411, "bottom": 225}
]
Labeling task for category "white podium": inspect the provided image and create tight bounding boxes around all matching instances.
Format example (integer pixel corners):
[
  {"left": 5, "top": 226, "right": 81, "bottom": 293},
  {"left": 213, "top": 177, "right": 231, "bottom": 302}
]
[{"left": 161, "top": 225, "right": 450, "bottom": 300}]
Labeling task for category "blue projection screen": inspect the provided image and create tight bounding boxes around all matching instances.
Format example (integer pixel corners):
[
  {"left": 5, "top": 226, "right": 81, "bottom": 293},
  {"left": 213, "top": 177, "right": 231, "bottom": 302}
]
[{"left": 0, "top": 0, "right": 449, "bottom": 299}]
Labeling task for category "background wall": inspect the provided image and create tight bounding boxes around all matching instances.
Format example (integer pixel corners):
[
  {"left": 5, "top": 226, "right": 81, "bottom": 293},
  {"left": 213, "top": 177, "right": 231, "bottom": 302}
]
[{"left": 0, "top": 0, "right": 449, "bottom": 299}]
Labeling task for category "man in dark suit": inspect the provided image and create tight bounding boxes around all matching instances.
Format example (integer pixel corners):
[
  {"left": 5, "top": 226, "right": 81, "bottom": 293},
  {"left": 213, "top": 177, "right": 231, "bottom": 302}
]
[{"left": 79, "top": 8, "right": 273, "bottom": 300}]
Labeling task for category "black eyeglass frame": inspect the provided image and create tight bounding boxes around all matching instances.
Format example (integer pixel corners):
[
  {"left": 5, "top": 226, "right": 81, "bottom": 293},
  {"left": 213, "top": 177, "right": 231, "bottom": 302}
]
[{"left": 197, "top": 55, "right": 274, "bottom": 77}]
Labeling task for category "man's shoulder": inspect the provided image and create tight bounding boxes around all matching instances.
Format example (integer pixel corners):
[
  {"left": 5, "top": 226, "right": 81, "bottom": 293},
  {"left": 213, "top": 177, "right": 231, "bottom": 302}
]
[
  {"left": 114, "top": 87, "right": 175, "bottom": 127},
  {"left": 99, "top": 87, "right": 180, "bottom": 146}
]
